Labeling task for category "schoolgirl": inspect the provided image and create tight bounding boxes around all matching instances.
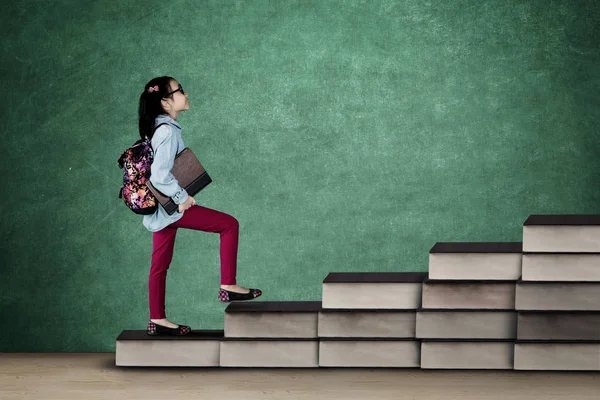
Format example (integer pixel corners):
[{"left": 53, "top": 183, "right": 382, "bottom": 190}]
[{"left": 138, "top": 76, "right": 262, "bottom": 336}]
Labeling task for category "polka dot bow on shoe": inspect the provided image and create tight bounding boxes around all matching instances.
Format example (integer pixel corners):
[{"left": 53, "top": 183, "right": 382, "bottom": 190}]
[{"left": 218, "top": 288, "right": 262, "bottom": 303}]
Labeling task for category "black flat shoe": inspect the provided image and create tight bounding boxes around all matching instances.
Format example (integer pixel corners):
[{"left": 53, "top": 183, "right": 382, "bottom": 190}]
[
  {"left": 147, "top": 320, "right": 192, "bottom": 336},
  {"left": 218, "top": 288, "right": 262, "bottom": 303}
]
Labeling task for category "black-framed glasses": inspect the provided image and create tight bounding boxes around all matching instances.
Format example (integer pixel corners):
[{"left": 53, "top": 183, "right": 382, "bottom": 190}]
[{"left": 166, "top": 84, "right": 185, "bottom": 96}]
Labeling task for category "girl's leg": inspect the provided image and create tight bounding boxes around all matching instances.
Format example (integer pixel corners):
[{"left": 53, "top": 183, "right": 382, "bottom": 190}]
[
  {"left": 170, "top": 204, "right": 238, "bottom": 285},
  {"left": 149, "top": 225, "right": 178, "bottom": 319}
]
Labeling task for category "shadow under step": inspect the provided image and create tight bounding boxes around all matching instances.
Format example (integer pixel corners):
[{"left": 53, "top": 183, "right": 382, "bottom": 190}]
[
  {"left": 318, "top": 308, "right": 417, "bottom": 338},
  {"left": 422, "top": 278, "right": 516, "bottom": 309},
  {"left": 523, "top": 214, "right": 600, "bottom": 253},
  {"left": 416, "top": 308, "right": 517, "bottom": 339},
  {"left": 322, "top": 272, "right": 427, "bottom": 309},
  {"left": 517, "top": 311, "right": 600, "bottom": 340},
  {"left": 429, "top": 242, "right": 522, "bottom": 280},
  {"left": 516, "top": 279, "right": 600, "bottom": 310}
]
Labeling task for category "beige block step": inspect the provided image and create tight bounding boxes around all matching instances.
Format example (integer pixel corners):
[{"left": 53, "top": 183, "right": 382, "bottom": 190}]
[
  {"left": 224, "top": 301, "right": 321, "bottom": 338},
  {"left": 420, "top": 340, "right": 514, "bottom": 369},
  {"left": 522, "top": 215, "right": 600, "bottom": 253},
  {"left": 115, "top": 330, "right": 222, "bottom": 367},
  {"left": 516, "top": 280, "right": 600, "bottom": 310},
  {"left": 319, "top": 338, "right": 420, "bottom": 367},
  {"left": 220, "top": 338, "right": 318, "bottom": 367},
  {"left": 429, "top": 242, "right": 522, "bottom": 280},
  {"left": 514, "top": 341, "right": 600, "bottom": 371},
  {"left": 318, "top": 309, "right": 416, "bottom": 338},
  {"left": 422, "top": 278, "right": 516, "bottom": 309},
  {"left": 416, "top": 309, "right": 517, "bottom": 339},
  {"left": 522, "top": 253, "right": 600, "bottom": 281},
  {"left": 322, "top": 272, "right": 427, "bottom": 309}
]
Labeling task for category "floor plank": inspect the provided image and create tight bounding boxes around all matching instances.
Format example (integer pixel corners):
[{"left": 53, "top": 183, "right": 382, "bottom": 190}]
[{"left": 1, "top": 353, "right": 599, "bottom": 400}]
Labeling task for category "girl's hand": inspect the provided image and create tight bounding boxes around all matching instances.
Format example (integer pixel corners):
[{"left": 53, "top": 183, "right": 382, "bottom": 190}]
[{"left": 178, "top": 196, "right": 196, "bottom": 213}]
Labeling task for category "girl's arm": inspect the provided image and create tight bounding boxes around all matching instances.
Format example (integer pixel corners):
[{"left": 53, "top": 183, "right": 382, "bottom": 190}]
[{"left": 149, "top": 126, "right": 189, "bottom": 206}]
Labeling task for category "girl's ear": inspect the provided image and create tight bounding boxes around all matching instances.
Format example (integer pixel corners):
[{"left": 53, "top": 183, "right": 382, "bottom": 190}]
[{"left": 161, "top": 97, "right": 171, "bottom": 112}]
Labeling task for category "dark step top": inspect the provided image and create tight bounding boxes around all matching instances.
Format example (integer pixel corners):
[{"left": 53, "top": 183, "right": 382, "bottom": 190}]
[
  {"left": 225, "top": 301, "right": 322, "bottom": 313},
  {"left": 517, "top": 278, "right": 600, "bottom": 284},
  {"left": 417, "top": 308, "right": 516, "bottom": 312},
  {"left": 319, "top": 337, "right": 418, "bottom": 342},
  {"left": 320, "top": 308, "right": 418, "bottom": 313},
  {"left": 424, "top": 277, "right": 517, "bottom": 284},
  {"left": 420, "top": 338, "right": 516, "bottom": 343},
  {"left": 117, "top": 330, "right": 224, "bottom": 341},
  {"left": 117, "top": 330, "right": 318, "bottom": 341},
  {"left": 430, "top": 242, "right": 522, "bottom": 254},
  {"left": 518, "top": 310, "right": 600, "bottom": 314},
  {"left": 523, "top": 252, "right": 600, "bottom": 255},
  {"left": 221, "top": 337, "right": 318, "bottom": 342},
  {"left": 323, "top": 272, "right": 428, "bottom": 284},
  {"left": 516, "top": 339, "right": 600, "bottom": 344},
  {"left": 524, "top": 215, "right": 600, "bottom": 226}
]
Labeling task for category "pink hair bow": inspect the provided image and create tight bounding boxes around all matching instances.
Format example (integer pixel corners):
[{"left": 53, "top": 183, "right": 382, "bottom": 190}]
[{"left": 148, "top": 85, "right": 159, "bottom": 93}]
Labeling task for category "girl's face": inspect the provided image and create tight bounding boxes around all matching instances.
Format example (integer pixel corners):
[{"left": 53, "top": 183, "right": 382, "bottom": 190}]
[{"left": 161, "top": 79, "right": 189, "bottom": 118}]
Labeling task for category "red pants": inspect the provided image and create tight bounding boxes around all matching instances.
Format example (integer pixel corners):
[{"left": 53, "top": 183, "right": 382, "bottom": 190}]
[{"left": 149, "top": 205, "right": 238, "bottom": 319}]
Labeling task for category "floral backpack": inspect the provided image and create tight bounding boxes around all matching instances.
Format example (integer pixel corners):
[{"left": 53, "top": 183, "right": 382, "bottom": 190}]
[{"left": 117, "top": 123, "right": 168, "bottom": 215}]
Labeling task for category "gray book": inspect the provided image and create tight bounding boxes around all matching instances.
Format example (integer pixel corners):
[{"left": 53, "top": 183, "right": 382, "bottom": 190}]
[{"left": 147, "top": 148, "right": 212, "bottom": 215}]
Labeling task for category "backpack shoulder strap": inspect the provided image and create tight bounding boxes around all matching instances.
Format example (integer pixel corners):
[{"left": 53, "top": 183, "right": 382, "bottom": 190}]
[
  {"left": 144, "top": 122, "right": 171, "bottom": 141},
  {"left": 147, "top": 122, "right": 176, "bottom": 151},
  {"left": 153, "top": 122, "right": 170, "bottom": 132}
]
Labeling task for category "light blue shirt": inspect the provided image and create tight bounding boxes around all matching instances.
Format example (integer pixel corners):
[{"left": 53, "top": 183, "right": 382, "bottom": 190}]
[{"left": 142, "top": 114, "right": 189, "bottom": 232}]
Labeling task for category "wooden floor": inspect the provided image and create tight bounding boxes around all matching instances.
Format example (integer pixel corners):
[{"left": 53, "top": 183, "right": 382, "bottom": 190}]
[{"left": 1, "top": 353, "right": 599, "bottom": 400}]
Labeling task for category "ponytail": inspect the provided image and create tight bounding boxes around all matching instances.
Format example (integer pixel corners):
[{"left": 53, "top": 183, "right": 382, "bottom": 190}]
[{"left": 138, "top": 76, "right": 175, "bottom": 141}]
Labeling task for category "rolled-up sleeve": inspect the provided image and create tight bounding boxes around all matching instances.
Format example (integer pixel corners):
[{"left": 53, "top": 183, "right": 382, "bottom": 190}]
[{"left": 149, "top": 126, "right": 189, "bottom": 205}]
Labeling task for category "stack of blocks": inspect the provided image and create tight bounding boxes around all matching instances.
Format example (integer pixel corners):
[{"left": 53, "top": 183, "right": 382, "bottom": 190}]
[
  {"left": 221, "top": 301, "right": 321, "bottom": 367},
  {"left": 515, "top": 215, "right": 600, "bottom": 370},
  {"left": 418, "top": 242, "right": 521, "bottom": 369},
  {"left": 319, "top": 272, "right": 425, "bottom": 367},
  {"left": 115, "top": 215, "right": 600, "bottom": 370}
]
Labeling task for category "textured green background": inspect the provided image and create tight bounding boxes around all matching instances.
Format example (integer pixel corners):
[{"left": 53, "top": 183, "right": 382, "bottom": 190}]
[{"left": 1, "top": 0, "right": 599, "bottom": 352}]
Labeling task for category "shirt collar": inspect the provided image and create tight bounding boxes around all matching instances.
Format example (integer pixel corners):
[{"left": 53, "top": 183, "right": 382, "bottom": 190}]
[{"left": 155, "top": 114, "right": 182, "bottom": 130}]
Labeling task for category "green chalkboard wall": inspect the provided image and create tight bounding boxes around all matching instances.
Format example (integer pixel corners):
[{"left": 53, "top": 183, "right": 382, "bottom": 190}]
[{"left": 1, "top": 0, "right": 599, "bottom": 351}]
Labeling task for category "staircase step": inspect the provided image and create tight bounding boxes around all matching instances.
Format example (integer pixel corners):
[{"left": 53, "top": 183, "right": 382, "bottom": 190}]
[
  {"left": 517, "top": 311, "right": 600, "bottom": 340},
  {"left": 319, "top": 338, "right": 420, "bottom": 367},
  {"left": 422, "top": 280, "right": 516, "bottom": 309},
  {"left": 115, "top": 330, "right": 223, "bottom": 367},
  {"left": 429, "top": 242, "right": 522, "bottom": 280},
  {"left": 523, "top": 215, "right": 600, "bottom": 253},
  {"left": 225, "top": 301, "right": 323, "bottom": 313},
  {"left": 522, "top": 253, "right": 600, "bottom": 281},
  {"left": 514, "top": 341, "right": 600, "bottom": 371},
  {"left": 420, "top": 339, "right": 514, "bottom": 369},
  {"left": 224, "top": 301, "right": 321, "bottom": 338},
  {"left": 318, "top": 309, "right": 416, "bottom": 338},
  {"left": 416, "top": 309, "right": 517, "bottom": 339},
  {"left": 219, "top": 338, "right": 318, "bottom": 367},
  {"left": 323, "top": 272, "right": 428, "bottom": 283},
  {"left": 322, "top": 272, "right": 427, "bottom": 309},
  {"left": 516, "top": 280, "right": 600, "bottom": 310}
]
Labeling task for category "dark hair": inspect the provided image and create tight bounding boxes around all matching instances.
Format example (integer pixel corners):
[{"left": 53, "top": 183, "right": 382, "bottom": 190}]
[{"left": 138, "top": 76, "right": 176, "bottom": 140}]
